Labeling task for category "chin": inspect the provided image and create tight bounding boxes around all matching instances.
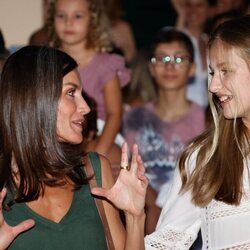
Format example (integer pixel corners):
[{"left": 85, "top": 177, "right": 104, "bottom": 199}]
[
  {"left": 59, "top": 136, "right": 83, "bottom": 145},
  {"left": 71, "top": 137, "right": 84, "bottom": 145},
  {"left": 222, "top": 111, "right": 237, "bottom": 120}
]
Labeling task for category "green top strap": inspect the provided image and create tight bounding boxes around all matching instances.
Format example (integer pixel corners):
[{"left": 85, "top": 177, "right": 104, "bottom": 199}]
[{"left": 88, "top": 152, "right": 102, "bottom": 187}]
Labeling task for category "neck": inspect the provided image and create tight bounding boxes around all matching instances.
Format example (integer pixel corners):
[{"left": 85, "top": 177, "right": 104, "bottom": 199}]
[
  {"left": 154, "top": 88, "right": 191, "bottom": 122},
  {"left": 186, "top": 25, "right": 204, "bottom": 38},
  {"left": 61, "top": 42, "right": 96, "bottom": 68}
]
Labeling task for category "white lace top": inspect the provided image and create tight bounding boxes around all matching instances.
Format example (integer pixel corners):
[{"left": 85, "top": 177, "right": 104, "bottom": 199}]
[{"left": 145, "top": 151, "right": 250, "bottom": 249}]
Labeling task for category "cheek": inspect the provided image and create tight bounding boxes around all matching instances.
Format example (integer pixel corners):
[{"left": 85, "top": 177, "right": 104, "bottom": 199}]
[
  {"left": 54, "top": 20, "right": 62, "bottom": 32},
  {"left": 57, "top": 105, "right": 69, "bottom": 126},
  {"left": 152, "top": 67, "right": 164, "bottom": 78}
]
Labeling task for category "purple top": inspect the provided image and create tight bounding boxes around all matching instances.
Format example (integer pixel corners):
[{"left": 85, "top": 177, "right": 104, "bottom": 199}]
[
  {"left": 78, "top": 53, "right": 131, "bottom": 120},
  {"left": 122, "top": 102, "right": 205, "bottom": 192}
]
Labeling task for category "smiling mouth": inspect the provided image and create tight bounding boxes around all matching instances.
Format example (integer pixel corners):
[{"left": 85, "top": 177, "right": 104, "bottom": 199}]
[
  {"left": 218, "top": 95, "right": 233, "bottom": 103},
  {"left": 72, "top": 121, "right": 83, "bottom": 130}
]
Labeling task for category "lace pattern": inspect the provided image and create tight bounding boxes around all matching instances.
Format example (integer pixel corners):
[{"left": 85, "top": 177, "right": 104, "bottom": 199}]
[
  {"left": 145, "top": 228, "right": 195, "bottom": 250},
  {"left": 202, "top": 190, "right": 250, "bottom": 249},
  {"left": 223, "top": 243, "right": 250, "bottom": 250},
  {"left": 207, "top": 191, "right": 250, "bottom": 220}
]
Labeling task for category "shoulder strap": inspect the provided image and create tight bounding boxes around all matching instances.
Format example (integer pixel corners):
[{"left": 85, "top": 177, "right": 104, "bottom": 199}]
[
  {"left": 88, "top": 152, "right": 102, "bottom": 186},
  {"left": 85, "top": 152, "right": 115, "bottom": 250}
]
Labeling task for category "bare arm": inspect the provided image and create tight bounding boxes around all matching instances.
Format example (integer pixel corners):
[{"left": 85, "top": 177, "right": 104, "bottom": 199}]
[
  {"left": 0, "top": 188, "right": 35, "bottom": 250},
  {"left": 99, "top": 155, "right": 126, "bottom": 249},
  {"left": 171, "top": 0, "right": 187, "bottom": 30},
  {"left": 112, "top": 20, "right": 137, "bottom": 64},
  {"left": 92, "top": 143, "right": 148, "bottom": 250},
  {"left": 95, "top": 75, "right": 122, "bottom": 156},
  {"left": 145, "top": 185, "right": 161, "bottom": 235}
]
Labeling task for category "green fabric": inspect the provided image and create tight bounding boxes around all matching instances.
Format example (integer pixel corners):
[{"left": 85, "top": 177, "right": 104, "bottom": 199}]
[
  {"left": 4, "top": 152, "right": 108, "bottom": 250},
  {"left": 88, "top": 152, "right": 102, "bottom": 187}
]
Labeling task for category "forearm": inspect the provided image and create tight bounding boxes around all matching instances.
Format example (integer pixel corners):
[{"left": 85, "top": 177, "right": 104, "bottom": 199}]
[{"left": 124, "top": 213, "right": 146, "bottom": 250}]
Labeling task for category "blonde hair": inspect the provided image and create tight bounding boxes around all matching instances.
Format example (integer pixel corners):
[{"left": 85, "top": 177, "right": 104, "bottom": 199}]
[
  {"left": 179, "top": 15, "right": 250, "bottom": 207},
  {"left": 48, "top": 0, "right": 112, "bottom": 52}
]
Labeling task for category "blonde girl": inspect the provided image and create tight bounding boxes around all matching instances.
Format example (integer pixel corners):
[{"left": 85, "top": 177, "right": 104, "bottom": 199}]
[{"left": 50, "top": 0, "right": 130, "bottom": 156}]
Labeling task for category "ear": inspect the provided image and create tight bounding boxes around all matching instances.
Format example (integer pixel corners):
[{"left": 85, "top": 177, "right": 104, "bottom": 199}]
[
  {"left": 148, "top": 62, "right": 155, "bottom": 77},
  {"left": 188, "top": 62, "right": 196, "bottom": 78}
]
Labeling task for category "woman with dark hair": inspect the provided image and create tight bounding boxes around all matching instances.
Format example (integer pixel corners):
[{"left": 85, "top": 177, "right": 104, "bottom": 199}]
[{"left": 0, "top": 45, "right": 147, "bottom": 249}]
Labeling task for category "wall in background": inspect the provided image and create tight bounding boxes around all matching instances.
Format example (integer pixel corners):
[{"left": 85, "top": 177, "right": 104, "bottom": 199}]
[{"left": 0, "top": 0, "right": 43, "bottom": 51}]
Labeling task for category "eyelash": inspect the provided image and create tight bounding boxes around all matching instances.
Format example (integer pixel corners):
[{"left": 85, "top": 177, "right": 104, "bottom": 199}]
[
  {"left": 56, "top": 14, "right": 64, "bottom": 19},
  {"left": 68, "top": 89, "right": 76, "bottom": 97},
  {"left": 55, "top": 14, "right": 83, "bottom": 19},
  {"left": 221, "top": 69, "right": 228, "bottom": 74}
]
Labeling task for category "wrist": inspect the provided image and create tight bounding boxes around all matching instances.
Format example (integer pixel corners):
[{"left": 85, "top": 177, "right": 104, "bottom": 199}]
[{"left": 125, "top": 212, "right": 146, "bottom": 226}]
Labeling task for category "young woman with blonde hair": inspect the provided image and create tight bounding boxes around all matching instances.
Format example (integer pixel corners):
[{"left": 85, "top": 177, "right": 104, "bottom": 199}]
[{"left": 143, "top": 14, "right": 250, "bottom": 249}]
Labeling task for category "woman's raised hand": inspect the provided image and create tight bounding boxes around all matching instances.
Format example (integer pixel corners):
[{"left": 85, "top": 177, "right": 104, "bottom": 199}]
[
  {"left": 91, "top": 143, "right": 148, "bottom": 216},
  {"left": 0, "top": 188, "right": 35, "bottom": 250}
]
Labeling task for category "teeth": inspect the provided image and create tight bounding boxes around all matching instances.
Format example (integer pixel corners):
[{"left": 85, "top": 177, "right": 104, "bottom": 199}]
[
  {"left": 74, "top": 121, "right": 83, "bottom": 125},
  {"left": 219, "top": 95, "right": 232, "bottom": 103}
]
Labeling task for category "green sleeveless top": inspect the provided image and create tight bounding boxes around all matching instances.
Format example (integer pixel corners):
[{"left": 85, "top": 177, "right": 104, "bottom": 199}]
[{"left": 4, "top": 152, "right": 108, "bottom": 250}]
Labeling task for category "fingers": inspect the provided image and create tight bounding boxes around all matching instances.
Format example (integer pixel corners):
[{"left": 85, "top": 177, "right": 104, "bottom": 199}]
[
  {"left": 12, "top": 219, "right": 35, "bottom": 237},
  {"left": 91, "top": 187, "right": 109, "bottom": 198},
  {"left": 130, "top": 144, "right": 139, "bottom": 174},
  {"left": 121, "top": 142, "right": 129, "bottom": 169}
]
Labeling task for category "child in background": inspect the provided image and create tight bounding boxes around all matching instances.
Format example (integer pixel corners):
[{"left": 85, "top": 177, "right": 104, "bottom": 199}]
[
  {"left": 102, "top": 0, "right": 137, "bottom": 65},
  {"left": 171, "top": 0, "right": 211, "bottom": 107},
  {"left": 51, "top": 0, "right": 130, "bottom": 156},
  {"left": 122, "top": 28, "right": 206, "bottom": 233}
]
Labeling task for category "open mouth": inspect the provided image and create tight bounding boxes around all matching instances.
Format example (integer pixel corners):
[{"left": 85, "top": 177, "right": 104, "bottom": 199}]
[
  {"left": 72, "top": 121, "right": 83, "bottom": 130},
  {"left": 218, "top": 95, "right": 233, "bottom": 104}
]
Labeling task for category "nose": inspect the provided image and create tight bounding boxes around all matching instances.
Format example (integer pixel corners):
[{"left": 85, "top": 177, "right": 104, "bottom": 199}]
[
  {"left": 79, "top": 97, "right": 90, "bottom": 116},
  {"left": 164, "top": 61, "right": 175, "bottom": 70},
  {"left": 208, "top": 74, "right": 222, "bottom": 94},
  {"left": 65, "top": 16, "right": 73, "bottom": 26}
]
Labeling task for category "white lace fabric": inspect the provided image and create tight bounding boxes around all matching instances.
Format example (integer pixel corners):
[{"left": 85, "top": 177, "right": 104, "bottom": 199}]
[
  {"left": 145, "top": 229, "right": 195, "bottom": 249},
  {"left": 201, "top": 190, "right": 250, "bottom": 249},
  {"left": 145, "top": 153, "right": 250, "bottom": 249},
  {"left": 223, "top": 244, "right": 250, "bottom": 250}
]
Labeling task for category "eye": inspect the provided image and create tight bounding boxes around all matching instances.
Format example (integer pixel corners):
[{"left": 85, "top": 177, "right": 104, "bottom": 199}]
[
  {"left": 208, "top": 71, "right": 214, "bottom": 76},
  {"left": 75, "top": 14, "right": 83, "bottom": 19},
  {"left": 220, "top": 68, "right": 230, "bottom": 76},
  {"left": 162, "top": 56, "right": 171, "bottom": 63},
  {"left": 175, "top": 56, "right": 183, "bottom": 64},
  {"left": 67, "top": 89, "right": 76, "bottom": 97},
  {"left": 55, "top": 13, "right": 65, "bottom": 19}
]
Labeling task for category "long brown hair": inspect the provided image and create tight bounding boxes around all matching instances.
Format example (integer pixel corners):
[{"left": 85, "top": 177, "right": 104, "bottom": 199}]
[
  {"left": 0, "top": 46, "right": 87, "bottom": 206},
  {"left": 179, "top": 15, "right": 250, "bottom": 206}
]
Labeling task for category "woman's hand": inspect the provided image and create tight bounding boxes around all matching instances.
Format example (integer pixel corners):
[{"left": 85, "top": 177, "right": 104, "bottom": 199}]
[
  {"left": 0, "top": 188, "right": 35, "bottom": 250},
  {"left": 91, "top": 143, "right": 148, "bottom": 217}
]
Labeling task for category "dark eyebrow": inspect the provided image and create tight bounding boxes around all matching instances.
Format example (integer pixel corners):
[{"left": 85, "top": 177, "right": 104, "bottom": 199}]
[
  {"left": 209, "top": 65, "right": 213, "bottom": 71},
  {"left": 63, "top": 82, "right": 81, "bottom": 90}
]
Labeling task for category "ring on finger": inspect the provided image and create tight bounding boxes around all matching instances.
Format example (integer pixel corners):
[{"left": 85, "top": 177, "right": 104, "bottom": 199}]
[{"left": 120, "top": 165, "right": 130, "bottom": 171}]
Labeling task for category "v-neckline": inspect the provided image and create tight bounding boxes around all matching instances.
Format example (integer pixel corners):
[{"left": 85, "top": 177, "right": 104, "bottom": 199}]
[{"left": 23, "top": 190, "right": 78, "bottom": 228}]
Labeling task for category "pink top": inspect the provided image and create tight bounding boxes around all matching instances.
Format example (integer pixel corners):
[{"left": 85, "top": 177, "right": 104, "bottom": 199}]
[
  {"left": 78, "top": 53, "right": 131, "bottom": 120},
  {"left": 122, "top": 102, "right": 205, "bottom": 192}
]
